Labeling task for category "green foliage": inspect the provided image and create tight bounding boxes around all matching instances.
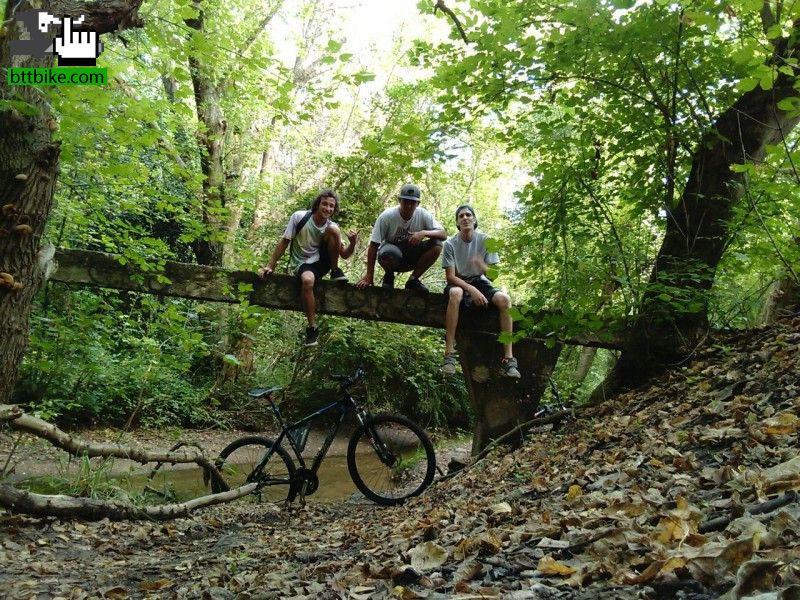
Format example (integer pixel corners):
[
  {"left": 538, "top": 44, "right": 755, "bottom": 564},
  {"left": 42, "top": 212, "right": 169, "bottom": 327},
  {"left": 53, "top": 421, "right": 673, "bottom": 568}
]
[
  {"left": 243, "top": 316, "right": 472, "bottom": 430},
  {"left": 414, "top": 0, "right": 799, "bottom": 343},
  {"left": 15, "top": 456, "right": 133, "bottom": 503},
  {"left": 15, "top": 288, "right": 213, "bottom": 428}
]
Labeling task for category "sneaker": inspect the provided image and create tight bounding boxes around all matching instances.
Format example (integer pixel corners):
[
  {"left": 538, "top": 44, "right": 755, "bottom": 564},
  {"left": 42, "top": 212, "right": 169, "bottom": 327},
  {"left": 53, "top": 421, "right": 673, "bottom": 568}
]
[
  {"left": 329, "top": 267, "right": 348, "bottom": 282},
  {"left": 381, "top": 271, "right": 395, "bottom": 289},
  {"left": 404, "top": 277, "right": 429, "bottom": 292},
  {"left": 303, "top": 326, "right": 320, "bottom": 347},
  {"left": 500, "top": 357, "right": 521, "bottom": 379},
  {"left": 441, "top": 352, "right": 458, "bottom": 375}
]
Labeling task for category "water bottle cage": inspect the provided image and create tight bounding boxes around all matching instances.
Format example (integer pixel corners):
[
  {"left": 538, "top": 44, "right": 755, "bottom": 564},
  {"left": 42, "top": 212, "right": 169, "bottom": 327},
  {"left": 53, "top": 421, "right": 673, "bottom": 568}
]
[{"left": 289, "top": 423, "right": 311, "bottom": 452}]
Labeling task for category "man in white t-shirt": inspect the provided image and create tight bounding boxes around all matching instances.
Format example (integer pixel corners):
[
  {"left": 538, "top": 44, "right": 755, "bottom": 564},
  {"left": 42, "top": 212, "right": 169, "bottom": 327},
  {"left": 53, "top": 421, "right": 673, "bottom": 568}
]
[
  {"left": 440, "top": 204, "right": 520, "bottom": 378},
  {"left": 355, "top": 183, "right": 447, "bottom": 292},
  {"left": 259, "top": 189, "right": 357, "bottom": 346}
]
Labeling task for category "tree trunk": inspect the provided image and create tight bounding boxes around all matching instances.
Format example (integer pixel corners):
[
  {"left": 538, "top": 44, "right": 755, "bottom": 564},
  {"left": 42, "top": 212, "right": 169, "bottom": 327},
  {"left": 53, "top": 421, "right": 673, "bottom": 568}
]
[
  {"left": 186, "top": 1, "right": 227, "bottom": 267},
  {"left": 455, "top": 331, "right": 562, "bottom": 455},
  {"left": 574, "top": 346, "right": 598, "bottom": 383},
  {"left": 594, "top": 20, "right": 800, "bottom": 398},
  {"left": 761, "top": 274, "right": 800, "bottom": 324},
  {"left": 0, "top": 482, "right": 258, "bottom": 521},
  {"left": 0, "top": 0, "right": 145, "bottom": 406},
  {"left": 187, "top": 67, "right": 226, "bottom": 267}
]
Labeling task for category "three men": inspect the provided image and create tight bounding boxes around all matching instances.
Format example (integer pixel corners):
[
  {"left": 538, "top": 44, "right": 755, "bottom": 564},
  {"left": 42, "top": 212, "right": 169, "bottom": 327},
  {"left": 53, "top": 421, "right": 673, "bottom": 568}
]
[
  {"left": 441, "top": 205, "right": 521, "bottom": 378},
  {"left": 355, "top": 183, "right": 446, "bottom": 292},
  {"left": 259, "top": 189, "right": 357, "bottom": 347},
  {"left": 261, "top": 186, "right": 520, "bottom": 381}
]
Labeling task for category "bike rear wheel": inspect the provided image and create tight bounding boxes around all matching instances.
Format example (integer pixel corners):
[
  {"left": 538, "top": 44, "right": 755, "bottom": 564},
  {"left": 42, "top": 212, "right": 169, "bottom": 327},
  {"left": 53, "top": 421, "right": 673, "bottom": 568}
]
[
  {"left": 347, "top": 414, "right": 436, "bottom": 506},
  {"left": 213, "top": 436, "right": 297, "bottom": 503}
]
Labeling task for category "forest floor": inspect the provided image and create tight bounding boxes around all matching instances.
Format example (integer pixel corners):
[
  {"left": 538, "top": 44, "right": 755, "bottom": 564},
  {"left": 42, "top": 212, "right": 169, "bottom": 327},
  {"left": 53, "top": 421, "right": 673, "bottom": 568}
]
[{"left": 1, "top": 316, "right": 799, "bottom": 599}]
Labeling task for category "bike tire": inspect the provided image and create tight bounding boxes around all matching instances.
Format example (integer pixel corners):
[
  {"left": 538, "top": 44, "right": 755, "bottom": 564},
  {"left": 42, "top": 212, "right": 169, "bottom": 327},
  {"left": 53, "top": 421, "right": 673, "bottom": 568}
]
[
  {"left": 347, "top": 414, "right": 436, "bottom": 506},
  {"left": 213, "top": 436, "right": 297, "bottom": 503}
]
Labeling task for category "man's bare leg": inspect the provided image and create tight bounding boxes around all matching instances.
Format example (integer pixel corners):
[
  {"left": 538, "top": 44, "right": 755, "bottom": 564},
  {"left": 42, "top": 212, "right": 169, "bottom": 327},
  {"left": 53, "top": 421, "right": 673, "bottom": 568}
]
[
  {"left": 324, "top": 224, "right": 343, "bottom": 272},
  {"left": 492, "top": 292, "right": 514, "bottom": 359},
  {"left": 445, "top": 287, "right": 464, "bottom": 355},
  {"left": 300, "top": 270, "right": 317, "bottom": 328}
]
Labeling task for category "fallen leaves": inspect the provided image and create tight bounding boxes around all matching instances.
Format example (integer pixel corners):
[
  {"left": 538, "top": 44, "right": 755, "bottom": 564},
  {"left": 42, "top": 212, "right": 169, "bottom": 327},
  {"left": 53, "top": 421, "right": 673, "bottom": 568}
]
[
  {"left": 2, "top": 317, "right": 800, "bottom": 599},
  {"left": 407, "top": 542, "right": 448, "bottom": 570},
  {"left": 537, "top": 555, "right": 576, "bottom": 577}
]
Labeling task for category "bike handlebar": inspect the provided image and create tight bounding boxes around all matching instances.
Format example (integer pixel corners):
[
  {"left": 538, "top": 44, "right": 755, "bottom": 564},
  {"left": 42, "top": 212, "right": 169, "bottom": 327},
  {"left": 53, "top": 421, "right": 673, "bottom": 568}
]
[{"left": 333, "top": 367, "right": 366, "bottom": 389}]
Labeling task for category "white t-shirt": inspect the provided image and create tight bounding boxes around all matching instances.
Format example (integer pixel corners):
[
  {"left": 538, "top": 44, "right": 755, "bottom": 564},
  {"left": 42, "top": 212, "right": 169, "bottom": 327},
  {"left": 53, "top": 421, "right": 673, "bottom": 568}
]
[
  {"left": 283, "top": 210, "right": 331, "bottom": 272},
  {"left": 442, "top": 231, "right": 499, "bottom": 281},
  {"left": 369, "top": 206, "right": 443, "bottom": 248}
]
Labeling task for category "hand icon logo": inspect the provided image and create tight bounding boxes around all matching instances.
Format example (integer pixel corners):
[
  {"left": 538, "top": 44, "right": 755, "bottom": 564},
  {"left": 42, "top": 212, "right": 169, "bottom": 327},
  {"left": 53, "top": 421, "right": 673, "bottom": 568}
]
[{"left": 53, "top": 16, "right": 103, "bottom": 66}]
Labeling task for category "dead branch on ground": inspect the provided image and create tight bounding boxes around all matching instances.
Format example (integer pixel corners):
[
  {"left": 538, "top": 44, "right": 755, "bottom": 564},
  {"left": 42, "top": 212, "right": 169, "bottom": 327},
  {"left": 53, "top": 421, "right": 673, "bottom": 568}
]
[{"left": 0, "top": 403, "right": 240, "bottom": 520}]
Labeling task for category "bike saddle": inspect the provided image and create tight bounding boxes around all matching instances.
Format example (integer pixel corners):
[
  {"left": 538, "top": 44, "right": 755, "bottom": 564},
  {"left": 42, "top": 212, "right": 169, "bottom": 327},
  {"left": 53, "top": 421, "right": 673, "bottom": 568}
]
[{"left": 248, "top": 386, "right": 282, "bottom": 398}]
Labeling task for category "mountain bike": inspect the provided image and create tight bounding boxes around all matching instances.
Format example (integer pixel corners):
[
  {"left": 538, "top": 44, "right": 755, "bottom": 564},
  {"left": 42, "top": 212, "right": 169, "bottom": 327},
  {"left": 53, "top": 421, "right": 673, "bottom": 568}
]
[
  {"left": 209, "top": 367, "right": 436, "bottom": 506},
  {"left": 533, "top": 377, "right": 567, "bottom": 418}
]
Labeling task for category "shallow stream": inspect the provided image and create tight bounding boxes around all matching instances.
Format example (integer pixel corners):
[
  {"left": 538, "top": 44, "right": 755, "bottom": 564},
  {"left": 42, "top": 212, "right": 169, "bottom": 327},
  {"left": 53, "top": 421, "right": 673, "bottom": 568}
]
[{"left": 130, "top": 453, "right": 375, "bottom": 502}]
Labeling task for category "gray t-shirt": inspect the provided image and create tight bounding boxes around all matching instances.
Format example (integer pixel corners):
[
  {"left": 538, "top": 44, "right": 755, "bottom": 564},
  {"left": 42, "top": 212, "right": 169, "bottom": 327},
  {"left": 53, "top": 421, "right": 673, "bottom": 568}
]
[
  {"left": 441, "top": 231, "right": 499, "bottom": 281},
  {"left": 283, "top": 210, "right": 331, "bottom": 273},
  {"left": 369, "top": 206, "right": 443, "bottom": 248}
]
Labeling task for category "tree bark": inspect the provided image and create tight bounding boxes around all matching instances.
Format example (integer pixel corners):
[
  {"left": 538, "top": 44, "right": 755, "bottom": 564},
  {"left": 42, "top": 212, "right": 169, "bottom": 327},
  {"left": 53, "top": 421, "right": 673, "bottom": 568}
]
[
  {"left": 575, "top": 346, "right": 598, "bottom": 383},
  {"left": 761, "top": 274, "right": 800, "bottom": 324},
  {"left": 186, "top": 1, "right": 227, "bottom": 266},
  {"left": 594, "top": 19, "right": 800, "bottom": 397},
  {"left": 48, "top": 248, "right": 623, "bottom": 347},
  {"left": 0, "top": 0, "right": 145, "bottom": 407},
  {"left": 455, "top": 331, "right": 562, "bottom": 454},
  {"left": 761, "top": 237, "right": 800, "bottom": 324}
]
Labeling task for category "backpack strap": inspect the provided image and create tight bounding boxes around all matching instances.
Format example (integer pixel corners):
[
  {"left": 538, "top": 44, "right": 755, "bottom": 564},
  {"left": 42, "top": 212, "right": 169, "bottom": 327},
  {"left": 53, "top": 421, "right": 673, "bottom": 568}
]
[
  {"left": 295, "top": 210, "right": 313, "bottom": 235},
  {"left": 285, "top": 210, "right": 313, "bottom": 272}
]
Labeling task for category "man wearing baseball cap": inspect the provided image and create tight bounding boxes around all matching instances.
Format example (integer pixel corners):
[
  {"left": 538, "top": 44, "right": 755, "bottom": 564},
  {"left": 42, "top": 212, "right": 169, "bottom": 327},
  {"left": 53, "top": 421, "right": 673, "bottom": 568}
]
[{"left": 356, "top": 183, "right": 446, "bottom": 292}]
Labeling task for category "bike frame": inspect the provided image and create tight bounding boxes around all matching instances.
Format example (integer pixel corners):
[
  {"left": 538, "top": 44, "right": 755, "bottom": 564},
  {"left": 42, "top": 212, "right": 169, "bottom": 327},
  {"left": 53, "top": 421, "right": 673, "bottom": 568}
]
[{"left": 248, "top": 389, "right": 370, "bottom": 487}]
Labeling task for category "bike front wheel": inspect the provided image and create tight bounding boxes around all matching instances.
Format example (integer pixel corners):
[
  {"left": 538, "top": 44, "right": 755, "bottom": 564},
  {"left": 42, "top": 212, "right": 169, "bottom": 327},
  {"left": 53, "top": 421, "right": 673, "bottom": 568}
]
[
  {"left": 347, "top": 414, "right": 436, "bottom": 506},
  {"left": 213, "top": 436, "right": 297, "bottom": 503}
]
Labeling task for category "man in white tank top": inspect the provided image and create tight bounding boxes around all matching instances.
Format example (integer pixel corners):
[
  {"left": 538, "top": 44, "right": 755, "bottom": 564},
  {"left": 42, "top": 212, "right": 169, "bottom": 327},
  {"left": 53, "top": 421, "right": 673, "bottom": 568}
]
[{"left": 259, "top": 189, "right": 357, "bottom": 346}]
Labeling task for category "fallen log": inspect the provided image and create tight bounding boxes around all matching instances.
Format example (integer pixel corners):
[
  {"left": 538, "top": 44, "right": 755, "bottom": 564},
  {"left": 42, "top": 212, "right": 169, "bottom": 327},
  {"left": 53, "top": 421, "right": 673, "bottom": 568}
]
[
  {"left": 2, "top": 404, "right": 227, "bottom": 499},
  {"left": 8, "top": 409, "right": 213, "bottom": 466},
  {"left": 0, "top": 482, "right": 260, "bottom": 521},
  {"left": 0, "top": 405, "right": 23, "bottom": 422},
  {"left": 50, "top": 248, "right": 624, "bottom": 349}
]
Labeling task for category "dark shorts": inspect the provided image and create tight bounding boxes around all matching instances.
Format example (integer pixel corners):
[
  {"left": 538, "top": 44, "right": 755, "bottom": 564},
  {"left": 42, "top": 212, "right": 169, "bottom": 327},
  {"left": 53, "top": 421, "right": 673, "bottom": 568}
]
[
  {"left": 378, "top": 238, "right": 442, "bottom": 272},
  {"left": 444, "top": 277, "right": 500, "bottom": 309},
  {"left": 296, "top": 246, "right": 331, "bottom": 280}
]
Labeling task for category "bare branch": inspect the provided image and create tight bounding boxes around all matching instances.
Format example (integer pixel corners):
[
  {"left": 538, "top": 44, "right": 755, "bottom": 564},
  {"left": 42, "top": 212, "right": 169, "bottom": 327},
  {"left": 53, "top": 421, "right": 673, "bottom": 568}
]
[
  {"left": 434, "top": 0, "right": 470, "bottom": 45},
  {"left": 4, "top": 406, "right": 225, "bottom": 484},
  {"left": 0, "top": 404, "right": 23, "bottom": 422},
  {"left": 51, "top": 0, "right": 146, "bottom": 33},
  {"left": 0, "top": 482, "right": 260, "bottom": 521}
]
